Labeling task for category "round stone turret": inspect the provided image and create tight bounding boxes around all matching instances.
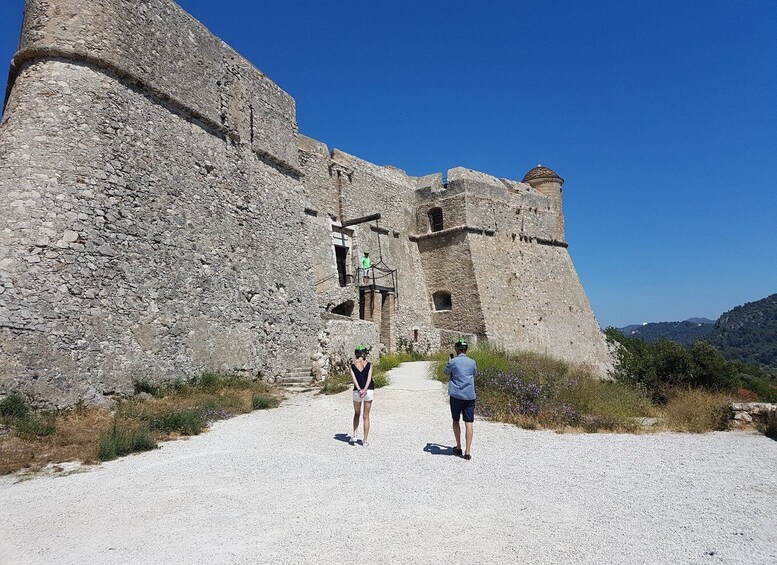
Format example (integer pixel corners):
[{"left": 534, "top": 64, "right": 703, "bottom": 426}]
[{"left": 522, "top": 164, "right": 565, "bottom": 239}]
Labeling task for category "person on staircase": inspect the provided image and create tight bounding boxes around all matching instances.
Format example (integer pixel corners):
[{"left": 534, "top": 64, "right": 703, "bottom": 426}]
[{"left": 349, "top": 345, "right": 374, "bottom": 446}]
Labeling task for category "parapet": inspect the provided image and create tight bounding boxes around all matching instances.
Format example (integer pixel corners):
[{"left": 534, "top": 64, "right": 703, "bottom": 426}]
[
  {"left": 329, "top": 148, "right": 413, "bottom": 188},
  {"left": 9, "top": 0, "right": 299, "bottom": 172}
]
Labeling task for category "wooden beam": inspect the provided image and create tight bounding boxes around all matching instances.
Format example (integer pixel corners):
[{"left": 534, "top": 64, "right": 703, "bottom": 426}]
[{"left": 342, "top": 213, "right": 381, "bottom": 227}]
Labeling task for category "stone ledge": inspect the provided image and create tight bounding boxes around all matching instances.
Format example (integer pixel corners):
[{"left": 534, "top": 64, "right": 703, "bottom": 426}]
[{"left": 731, "top": 402, "right": 776, "bottom": 424}]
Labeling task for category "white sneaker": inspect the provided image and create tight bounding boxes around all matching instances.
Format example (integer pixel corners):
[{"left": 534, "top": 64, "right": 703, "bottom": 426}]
[
  {"left": 349, "top": 435, "right": 357, "bottom": 445},
  {"left": 362, "top": 441, "right": 369, "bottom": 447}
]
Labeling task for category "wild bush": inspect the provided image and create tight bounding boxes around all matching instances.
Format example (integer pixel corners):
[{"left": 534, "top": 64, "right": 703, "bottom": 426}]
[
  {"left": 14, "top": 413, "right": 57, "bottom": 438},
  {"left": 147, "top": 409, "right": 207, "bottom": 436},
  {"left": 252, "top": 395, "right": 280, "bottom": 410},
  {"left": 132, "top": 379, "right": 162, "bottom": 398},
  {"left": 0, "top": 393, "right": 30, "bottom": 421},
  {"left": 432, "top": 343, "right": 653, "bottom": 431},
  {"left": 606, "top": 329, "right": 748, "bottom": 402},
  {"left": 664, "top": 389, "right": 732, "bottom": 433},
  {"left": 98, "top": 421, "right": 157, "bottom": 461}
]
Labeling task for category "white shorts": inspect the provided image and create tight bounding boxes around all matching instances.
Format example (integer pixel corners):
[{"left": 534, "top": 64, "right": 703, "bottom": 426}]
[{"left": 353, "top": 389, "right": 374, "bottom": 402}]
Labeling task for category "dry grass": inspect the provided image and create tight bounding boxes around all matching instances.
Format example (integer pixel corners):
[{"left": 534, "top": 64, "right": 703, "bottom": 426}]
[
  {"left": 0, "top": 407, "right": 112, "bottom": 475},
  {"left": 663, "top": 389, "right": 732, "bottom": 433},
  {"left": 0, "top": 375, "right": 284, "bottom": 475}
]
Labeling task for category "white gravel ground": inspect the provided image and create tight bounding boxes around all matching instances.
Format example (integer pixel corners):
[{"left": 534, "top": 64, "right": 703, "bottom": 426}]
[{"left": 1, "top": 361, "right": 775, "bottom": 565}]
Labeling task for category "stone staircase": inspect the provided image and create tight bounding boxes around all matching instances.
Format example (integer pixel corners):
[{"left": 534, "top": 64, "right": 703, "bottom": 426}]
[{"left": 276, "top": 367, "right": 316, "bottom": 392}]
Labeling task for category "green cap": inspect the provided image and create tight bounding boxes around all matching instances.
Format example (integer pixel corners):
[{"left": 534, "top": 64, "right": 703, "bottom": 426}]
[
  {"left": 355, "top": 344, "right": 368, "bottom": 352},
  {"left": 455, "top": 338, "right": 468, "bottom": 348}
]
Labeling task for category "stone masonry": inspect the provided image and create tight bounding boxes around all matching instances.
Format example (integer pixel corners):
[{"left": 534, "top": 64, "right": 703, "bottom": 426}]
[{"left": 0, "top": 0, "right": 611, "bottom": 407}]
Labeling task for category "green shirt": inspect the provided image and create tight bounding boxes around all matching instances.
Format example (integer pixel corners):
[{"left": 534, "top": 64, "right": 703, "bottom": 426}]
[{"left": 361, "top": 256, "right": 371, "bottom": 269}]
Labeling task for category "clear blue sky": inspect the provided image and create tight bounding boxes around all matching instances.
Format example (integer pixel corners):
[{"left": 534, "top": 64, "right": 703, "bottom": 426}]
[{"left": 1, "top": 1, "right": 775, "bottom": 328}]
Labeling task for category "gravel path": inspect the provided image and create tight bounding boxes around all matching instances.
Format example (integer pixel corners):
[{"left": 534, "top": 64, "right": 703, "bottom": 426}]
[{"left": 1, "top": 361, "right": 775, "bottom": 565}]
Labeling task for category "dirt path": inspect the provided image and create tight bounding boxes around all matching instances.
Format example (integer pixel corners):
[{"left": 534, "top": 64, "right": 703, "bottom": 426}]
[{"left": 1, "top": 361, "right": 775, "bottom": 564}]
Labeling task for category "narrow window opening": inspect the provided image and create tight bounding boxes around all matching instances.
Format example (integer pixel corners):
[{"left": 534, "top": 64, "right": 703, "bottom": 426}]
[
  {"left": 335, "top": 245, "right": 349, "bottom": 287},
  {"left": 428, "top": 207, "right": 443, "bottom": 232},
  {"left": 413, "top": 329, "right": 419, "bottom": 342}
]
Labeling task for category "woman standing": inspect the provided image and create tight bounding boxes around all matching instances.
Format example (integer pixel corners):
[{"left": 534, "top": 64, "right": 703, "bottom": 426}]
[{"left": 350, "top": 345, "right": 374, "bottom": 446}]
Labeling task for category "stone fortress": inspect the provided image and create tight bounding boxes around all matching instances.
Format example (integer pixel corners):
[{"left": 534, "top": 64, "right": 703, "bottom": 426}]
[{"left": 0, "top": 0, "right": 611, "bottom": 407}]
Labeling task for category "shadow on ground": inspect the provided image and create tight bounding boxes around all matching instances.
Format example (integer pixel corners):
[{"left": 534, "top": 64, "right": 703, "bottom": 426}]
[{"left": 423, "top": 443, "right": 456, "bottom": 456}]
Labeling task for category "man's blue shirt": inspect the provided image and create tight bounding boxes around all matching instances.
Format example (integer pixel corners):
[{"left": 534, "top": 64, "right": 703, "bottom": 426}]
[{"left": 444, "top": 353, "right": 477, "bottom": 400}]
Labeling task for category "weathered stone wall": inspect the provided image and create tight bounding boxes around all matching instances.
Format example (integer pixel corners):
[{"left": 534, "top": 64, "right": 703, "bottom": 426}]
[
  {"left": 318, "top": 317, "right": 380, "bottom": 378},
  {"left": 469, "top": 235, "right": 612, "bottom": 374},
  {"left": 11, "top": 0, "right": 299, "bottom": 170},
  {"left": 0, "top": 2, "right": 319, "bottom": 407}
]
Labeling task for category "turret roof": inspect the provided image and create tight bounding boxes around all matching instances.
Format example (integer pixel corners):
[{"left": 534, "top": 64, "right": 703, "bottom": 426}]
[{"left": 522, "top": 165, "right": 562, "bottom": 183}]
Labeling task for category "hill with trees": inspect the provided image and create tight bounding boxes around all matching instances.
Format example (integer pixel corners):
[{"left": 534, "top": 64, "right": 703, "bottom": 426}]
[
  {"left": 619, "top": 320, "right": 714, "bottom": 346},
  {"left": 706, "top": 293, "right": 777, "bottom": 370}
]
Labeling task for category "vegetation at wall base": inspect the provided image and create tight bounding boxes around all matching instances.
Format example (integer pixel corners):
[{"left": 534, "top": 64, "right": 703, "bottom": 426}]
[
  {"left": 98, "top": 421, "right": 157, "bottom": 462},
  {"left": 431, "top": 345, "right": 655, "bottom": 432},
  {"left": 431, "top": 343, "right": 758, "bottom": 434},
  {"left": 0, "top": 393, "right": 57, "bottom": 439},
  {"left": 0, "top": 374, "right": 283, "bottom": 475}
]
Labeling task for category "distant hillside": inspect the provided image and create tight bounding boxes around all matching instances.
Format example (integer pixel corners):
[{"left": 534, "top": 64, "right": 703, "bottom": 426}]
[
  {"left": 706, "top": 294, "right": 777, "bottom": 370},
  {"left": 618, "top": 319, "right": 714, "bottom": 346}
]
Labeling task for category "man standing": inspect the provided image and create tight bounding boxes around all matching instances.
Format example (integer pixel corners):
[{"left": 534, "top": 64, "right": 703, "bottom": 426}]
[
  {"left": 360, "top": 251, "right": 372, "bottom": 285},
  {"left": 444, "top": 338, "right": 477, "bottom": 460}
]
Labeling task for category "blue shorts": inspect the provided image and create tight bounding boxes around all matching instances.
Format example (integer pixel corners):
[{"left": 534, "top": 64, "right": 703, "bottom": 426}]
[{"left": 450, "top": 396, "right": 475, "bottom": 423}]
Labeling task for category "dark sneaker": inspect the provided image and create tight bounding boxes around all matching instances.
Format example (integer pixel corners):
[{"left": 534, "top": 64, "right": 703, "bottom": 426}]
[
  {"left": 452, "top": 447, "right": 463, "bottom": 456},
  {"left": 463, "top": 454, "right": 472, "bottom": 461}
]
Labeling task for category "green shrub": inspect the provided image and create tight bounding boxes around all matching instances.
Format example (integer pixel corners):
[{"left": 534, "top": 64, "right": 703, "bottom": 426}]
[
  {"left": 133, "top": 379, "right": 162, "bottom": 397},
  {"left": 14, "top": 413, "right": 57, "bottom": 438},
  {"left": 606, "top": 329, "right": 758, "bottom": 403},
  {"left": 432, "top": 343, "right": 652, "bottom": 432},
  {"left": 372, "top": 369, "right": 389, "bottom": 388},
  {"left": 0, "top": 393, "right": 30, "bottom": 421},
  {"left": 98, "top": 422, "right": 157, "bottom": 461},
  {"left": 689, "top": 341, "right": 738, "bottom": 391},
  {"left": 194, "top": 372, "right": 223, "bottom": 390},
  {"left": 320, "top": 372, "right": 352, "bottom": 395},
  {"left": 252, "top": 395, "right": 280, "bottom": 410},
  {"left": 148, "top": 409, "right": 207, "bottom": 435},
  {"left": 740, "top": 375, "right": 777, "bottom": 402},
  {"left": 0, "top": 394, "right": 57, "bottom": 437}
]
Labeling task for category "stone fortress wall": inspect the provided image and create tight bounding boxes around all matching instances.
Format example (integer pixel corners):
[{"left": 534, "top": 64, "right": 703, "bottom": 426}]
[{"left": 0, "top": 0, "right": 611, "bottom": 407}]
